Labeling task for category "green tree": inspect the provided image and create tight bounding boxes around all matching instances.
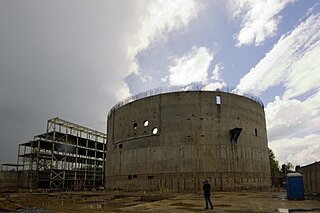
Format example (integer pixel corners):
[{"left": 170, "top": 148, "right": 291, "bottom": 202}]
[
  {"left": 281, "top": 162, "right": 294, "bottom": 174},
  {"left": 269, "top": 148, "right": 279, "bottom": 172}
]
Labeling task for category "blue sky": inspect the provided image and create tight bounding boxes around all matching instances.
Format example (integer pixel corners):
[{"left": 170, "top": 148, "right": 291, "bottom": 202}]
[
  {"left": 123, "top": 0, "right": 320, "bottom": 167},
  {"left": 0, "top": 0, "right": 319, "bottom": 167}
]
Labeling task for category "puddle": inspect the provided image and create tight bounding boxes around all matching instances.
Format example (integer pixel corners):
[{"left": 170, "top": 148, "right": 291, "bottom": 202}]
[
  {"left": 140, "top": 195, "right": 173, "bottom": 202},
  {"left": 14, "top": 207, "right": 49, "bottom": 213},
  {"left": 215, "top": 204, "right": 232, "bottom": 207},
  {"left": 170, "top": 202, "right": 198, "bottom": 207},
  {"left": 227, "top": 210, "right": 261, "bottom": 213},
  {"left": 278, "top": 208, "right": 320, "bottom": 213}
]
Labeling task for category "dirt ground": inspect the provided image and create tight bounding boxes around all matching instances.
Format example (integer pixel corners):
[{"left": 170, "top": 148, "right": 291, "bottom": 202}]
[{"left": 0, "top": 190, "right": 319, "bottom": 213}]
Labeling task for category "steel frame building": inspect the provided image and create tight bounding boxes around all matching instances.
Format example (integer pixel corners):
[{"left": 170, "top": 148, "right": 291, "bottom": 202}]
[{"left": 17, "top": 117, "right": 107, "bottom": 190}]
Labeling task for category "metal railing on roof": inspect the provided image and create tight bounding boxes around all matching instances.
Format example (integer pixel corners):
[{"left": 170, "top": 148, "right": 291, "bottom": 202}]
[{"left": 107, "top": 83, "right": 264, "bottom": 117}]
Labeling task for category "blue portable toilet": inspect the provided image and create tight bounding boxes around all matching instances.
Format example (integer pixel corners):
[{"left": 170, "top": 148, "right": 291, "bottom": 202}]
[{"left": 286, "top": 173, "right": 304, "bottom": 200}]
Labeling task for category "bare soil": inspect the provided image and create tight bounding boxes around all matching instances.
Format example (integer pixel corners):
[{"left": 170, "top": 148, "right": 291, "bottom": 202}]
[{"left": 0, "top": 190, "right": 319, "bottom": 212}]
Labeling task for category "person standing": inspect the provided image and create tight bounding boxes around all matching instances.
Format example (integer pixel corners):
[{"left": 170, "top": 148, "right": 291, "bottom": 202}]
[{"left": 202, "top": 180, "right": 213, "bottom": 209}]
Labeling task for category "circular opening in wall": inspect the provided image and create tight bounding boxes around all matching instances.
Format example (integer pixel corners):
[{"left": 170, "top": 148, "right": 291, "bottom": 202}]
[
  {"left": 143, "top": 120, "right": 149, "bottom": 127},
  {"left": 152, "top": 127, "right": 158, "bottom": 135},
  {"left": 133, "top": 123, "right": 138, "bottom": 129}
]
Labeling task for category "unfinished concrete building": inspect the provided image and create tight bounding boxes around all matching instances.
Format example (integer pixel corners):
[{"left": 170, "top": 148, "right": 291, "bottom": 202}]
[
  {"left": 297, "top": 162, "right": 320, "bottom": 194},
  {"left": 105, "top": 85, "right": 271, "bottom": 191},
  {"left": 17, "top": 117, "right": 107, "bottom": 190}
]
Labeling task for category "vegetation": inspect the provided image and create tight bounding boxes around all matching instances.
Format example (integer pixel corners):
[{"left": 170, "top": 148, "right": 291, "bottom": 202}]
[
  {"left": 269, "top": 148, "right": 294, "bottom": 174},
  {"left": 281, "top": 162, "right": 294, "bottom": 174},
  {"left": 269, "top": 148, "right": 279, "bottom": 172}
]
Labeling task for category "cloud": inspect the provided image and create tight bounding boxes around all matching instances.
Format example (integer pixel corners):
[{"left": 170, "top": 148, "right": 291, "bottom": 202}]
[
  {"left": 211, "top": 62, "right": 224, "bottom": 81},
  {"left": 235, "top": 8, "right": 320, "bottom": 166},
  {"left": 0, "top": 1, "right": 202, "bottom": 163},
  {"left": 202, "top": 82, "right": 226, "bottom": 91},
  {"left": 269, "top": 134, "right": 320, "bottom": 166},
  {"left": 236, "top": 12, "right": 320, "bottom": 97},
  {"left": 265, "top": 91, "right": 320, "bottom": 141},
  {"left": 116, "top": 84, "right": 131, "bottom": 101},
  {"left": 164, "top": 46, "right": 213, "bottom": 85},
  {"left": 228, "top": 0, "right": 295, "bottom": 46},
  {"left": 126, "top": 0, "right": 200, "bottom": 77},
  {"left": 0, "top": 1, "right": 198, "bottom": 163},
  {"left": 202, "top": 62, "right": 226, "bottom": 91},
  {"left": 284, "top": 40, "right": 320, "bottom": 98}
]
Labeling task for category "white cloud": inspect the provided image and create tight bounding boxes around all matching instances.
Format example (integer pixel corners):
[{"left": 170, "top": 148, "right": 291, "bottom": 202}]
[
  {"left": 284, "top": 41, "right": 320, "bottom": 98},
  {"left": 236, "top": 9, "right": 320, "bottom": 166},
  {"left": 269, "top": 134, "right": 320, "bottom": 166},
  {"left": 236, "top": 13, "right": 320, "bottom": 97},
  {"left": 212, "top": 62, "right": 224, "bottom": 81},
  {"left": 126, "top": 0, "right": 200, "bottom": 76},
  {"left": 228, "top": 0, "right": 295, "bottom": 46},
  {"left": 116, "top": 83, "right": 131, "bottom": 100},
  {"left": 202, "top": 62, "right": 227, "bottom": 91},
  {"left": 265, "top": 91, "right": 320, "bottom": 141},
  {"left": 165, "top": 46, "right": 213, "bottom": 85},
  {"left": 202, "top": 82, "right": 226, "bottom": 91}
]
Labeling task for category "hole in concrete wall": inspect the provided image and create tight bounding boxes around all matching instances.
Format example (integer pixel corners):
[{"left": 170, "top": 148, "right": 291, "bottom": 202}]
[
  {"left": 143, "top": 120, "right": 149, "bottom": 126},
  {"left": 133, "top": 123, "right": 138, "bottom": 129},
  {"left": 216, "top": 95, "right": 221, "bottom": 104},
  {"left": 152, "top": 127, "right": 158, "bottom": 134},
  {"left": 255, "top": 128, "right": 258, "bottom": 136},
  {"left": 192, "top": 114, "right": 194, "bottom": 116},
  {"left": 133, "top": 175, "right": 137, "bottom": 178},
  {"left": 148, "top": 176, "right": 153, "bottom": 179},
  {"left": 128, "top": 175, "right": 132, "bottom": 180},
  {"left": 200, "top": 117, "right": 203, "bottom": 120},
  {"left": 119, "top": 144, "right": 123, "bottom": 149}
]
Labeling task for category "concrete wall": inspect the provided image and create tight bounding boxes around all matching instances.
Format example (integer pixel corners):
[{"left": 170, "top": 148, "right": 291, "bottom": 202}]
[
  {"left": 298, "top": 162, "right": 320, "bottom": 194},
  {"left": 0, "top": 171, "right": 34, "bottom": 191},
  {"left": 106, "top": 91, "right": 270, "bottom": 191},
  {"left": 0, "top": 171, "right": 19, "bottom": 190}
]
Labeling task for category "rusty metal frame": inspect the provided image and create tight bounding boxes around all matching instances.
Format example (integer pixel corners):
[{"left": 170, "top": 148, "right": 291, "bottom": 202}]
[{"left": 17, "top": 117, "right": 107, "bottom": 190}]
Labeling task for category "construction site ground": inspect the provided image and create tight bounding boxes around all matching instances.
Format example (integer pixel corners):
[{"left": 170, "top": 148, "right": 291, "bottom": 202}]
[{"left": 0, "top": 190, "right": 319, "bottom": 213}]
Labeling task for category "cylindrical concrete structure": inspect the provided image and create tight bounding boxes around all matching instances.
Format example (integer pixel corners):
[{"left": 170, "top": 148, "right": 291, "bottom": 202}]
[{"left": 105, "top": 89, "right": 270, "bottom": 191}]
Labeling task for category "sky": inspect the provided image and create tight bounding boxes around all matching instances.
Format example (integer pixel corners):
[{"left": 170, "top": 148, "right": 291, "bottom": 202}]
[{"left": 0, "top": 0, "right": 319, "bottom": 167}]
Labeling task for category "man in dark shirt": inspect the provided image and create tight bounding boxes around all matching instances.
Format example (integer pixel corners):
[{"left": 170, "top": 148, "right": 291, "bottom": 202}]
[{"left": 202, "top": 180, "right": 213, "bottom": 209}]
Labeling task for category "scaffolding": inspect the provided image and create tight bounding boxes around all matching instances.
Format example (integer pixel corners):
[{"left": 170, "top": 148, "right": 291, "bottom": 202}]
[{"left": 17, "top": 117, "right": 107, "bottom": 190}]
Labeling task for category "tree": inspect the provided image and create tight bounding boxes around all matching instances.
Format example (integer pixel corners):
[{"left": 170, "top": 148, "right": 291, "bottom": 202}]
[
  {"left": 269, "top": 148, "right": 279, "bottom": 172},
  {"left": 281, "top": 162, "right": 294, "bottom": 174}
]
